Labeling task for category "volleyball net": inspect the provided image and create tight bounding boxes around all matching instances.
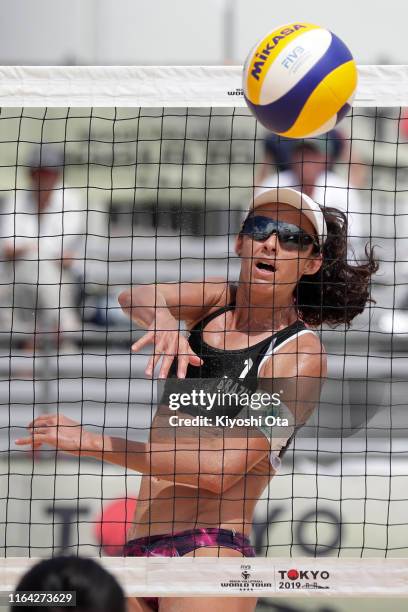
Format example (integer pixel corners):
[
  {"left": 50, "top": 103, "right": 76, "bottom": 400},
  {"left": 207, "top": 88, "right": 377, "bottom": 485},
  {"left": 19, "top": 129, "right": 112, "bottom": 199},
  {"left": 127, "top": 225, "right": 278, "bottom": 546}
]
[{"left": 0, "top": 66, "right": 408, "bottom": 599}]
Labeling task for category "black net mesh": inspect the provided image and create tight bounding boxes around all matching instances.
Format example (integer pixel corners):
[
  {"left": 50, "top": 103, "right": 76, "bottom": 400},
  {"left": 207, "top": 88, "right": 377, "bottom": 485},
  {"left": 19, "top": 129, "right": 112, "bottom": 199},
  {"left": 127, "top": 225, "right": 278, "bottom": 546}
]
[{"left": 0, "top": 106, "right": 407, "bottom": 560}]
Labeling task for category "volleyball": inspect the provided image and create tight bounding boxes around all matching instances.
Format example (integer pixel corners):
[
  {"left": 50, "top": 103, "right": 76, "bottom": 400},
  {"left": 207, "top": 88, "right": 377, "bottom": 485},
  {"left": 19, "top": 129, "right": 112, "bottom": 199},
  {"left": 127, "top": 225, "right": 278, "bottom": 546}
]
[{"left": 243, "top": 23, "right": 358, "bottom": 138}]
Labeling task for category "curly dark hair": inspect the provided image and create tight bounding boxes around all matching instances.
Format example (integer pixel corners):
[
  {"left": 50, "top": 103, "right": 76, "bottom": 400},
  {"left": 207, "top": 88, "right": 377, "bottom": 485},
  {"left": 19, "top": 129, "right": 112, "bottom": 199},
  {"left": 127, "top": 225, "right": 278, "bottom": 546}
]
[{"left": 295, "top": 207, "right": 378, "bottom": 327}]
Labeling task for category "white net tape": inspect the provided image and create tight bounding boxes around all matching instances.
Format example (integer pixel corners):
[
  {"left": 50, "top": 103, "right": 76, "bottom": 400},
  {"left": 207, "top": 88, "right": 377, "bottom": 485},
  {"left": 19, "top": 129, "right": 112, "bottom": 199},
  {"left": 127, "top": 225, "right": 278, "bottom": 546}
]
[
  {"left": 0, "top": 65, "right": 406, "bottom": 107},
  {"left": 2, "top": 557, "right": 408, "bottom": 598}
]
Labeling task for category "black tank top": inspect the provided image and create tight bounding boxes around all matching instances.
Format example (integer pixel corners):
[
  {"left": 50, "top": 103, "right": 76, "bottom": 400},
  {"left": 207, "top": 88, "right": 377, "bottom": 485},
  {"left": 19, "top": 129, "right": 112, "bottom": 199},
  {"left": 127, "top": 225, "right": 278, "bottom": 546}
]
[
  {"left": 166, "top": 299, "right": 308, "bottom": 409},
  {"left": 185, "top": 303, "right": 307, "bottom": 385},
  {"left": 164, "top": 299, "right": 311, "bottom": 466}
]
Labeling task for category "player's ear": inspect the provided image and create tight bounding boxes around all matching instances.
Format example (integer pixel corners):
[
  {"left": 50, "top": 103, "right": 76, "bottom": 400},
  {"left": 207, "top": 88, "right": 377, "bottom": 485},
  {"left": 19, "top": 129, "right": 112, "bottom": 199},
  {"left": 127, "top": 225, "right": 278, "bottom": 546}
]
[
  {"left": 302, "top": 252, "right": 322, "bottom": 275},
  {"left": 235, "top": 233, "right": 243, "bottom": 256}
]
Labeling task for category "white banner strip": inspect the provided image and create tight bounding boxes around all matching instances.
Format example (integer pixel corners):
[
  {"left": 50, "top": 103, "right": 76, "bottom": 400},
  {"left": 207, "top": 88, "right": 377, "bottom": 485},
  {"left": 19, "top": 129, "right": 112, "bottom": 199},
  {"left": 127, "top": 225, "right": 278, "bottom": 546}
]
[
  {"left": 2, "top": 557, "right": 408, "bottom": 597},
  {"left": 0, "top": 65, "right": 406, "bottom": 108}
]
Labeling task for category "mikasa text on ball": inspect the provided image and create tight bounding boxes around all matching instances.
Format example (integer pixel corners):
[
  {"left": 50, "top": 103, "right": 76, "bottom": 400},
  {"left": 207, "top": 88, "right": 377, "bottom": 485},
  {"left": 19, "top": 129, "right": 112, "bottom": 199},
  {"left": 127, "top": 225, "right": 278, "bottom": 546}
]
[{"left": 243, "top": 23, "right": 358, "bottom": 138}]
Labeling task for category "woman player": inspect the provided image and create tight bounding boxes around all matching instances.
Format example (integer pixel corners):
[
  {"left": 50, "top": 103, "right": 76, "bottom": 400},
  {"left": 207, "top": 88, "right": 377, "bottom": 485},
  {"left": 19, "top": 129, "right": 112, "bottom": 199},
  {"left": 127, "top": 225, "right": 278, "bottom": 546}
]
[{"left": 16, "top": 187, "right": 377, "bottom": 612}]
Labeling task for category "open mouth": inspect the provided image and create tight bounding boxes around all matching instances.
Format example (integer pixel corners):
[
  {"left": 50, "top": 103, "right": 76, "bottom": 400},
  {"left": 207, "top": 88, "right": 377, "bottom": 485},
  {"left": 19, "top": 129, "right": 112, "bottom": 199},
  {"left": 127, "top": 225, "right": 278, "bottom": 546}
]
[{"left": 256, "top": 261, "right": 276, "bottom": 273}]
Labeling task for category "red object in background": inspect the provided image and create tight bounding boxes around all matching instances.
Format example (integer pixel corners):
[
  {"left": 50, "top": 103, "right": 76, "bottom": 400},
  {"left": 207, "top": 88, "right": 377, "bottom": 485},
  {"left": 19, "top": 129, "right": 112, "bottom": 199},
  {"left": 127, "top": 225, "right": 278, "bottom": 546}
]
[
  {"left": 400, "top": 109, "right": 408, "bottom": 139},
  {"left": 93, "top": 497, "right": 137, "bottom": 556}
]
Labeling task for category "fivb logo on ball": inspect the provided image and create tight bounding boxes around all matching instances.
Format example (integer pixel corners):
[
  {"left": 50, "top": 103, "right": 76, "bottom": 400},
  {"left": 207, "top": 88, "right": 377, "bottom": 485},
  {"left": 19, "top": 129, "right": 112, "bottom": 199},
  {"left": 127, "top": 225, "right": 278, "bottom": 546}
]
[
  {"left": 243, "top": 22, "right": 358, "bottom": 138},
  {"left": 249, "top": 23, "right": 308, "bottom": 82}
]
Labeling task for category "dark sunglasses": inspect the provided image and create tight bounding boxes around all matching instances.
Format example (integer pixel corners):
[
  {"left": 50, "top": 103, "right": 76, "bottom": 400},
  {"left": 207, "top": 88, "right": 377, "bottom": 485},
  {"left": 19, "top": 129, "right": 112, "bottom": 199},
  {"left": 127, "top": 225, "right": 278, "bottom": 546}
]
[{"left": 241, "top": 215, "right": 320, "bottom": 252}]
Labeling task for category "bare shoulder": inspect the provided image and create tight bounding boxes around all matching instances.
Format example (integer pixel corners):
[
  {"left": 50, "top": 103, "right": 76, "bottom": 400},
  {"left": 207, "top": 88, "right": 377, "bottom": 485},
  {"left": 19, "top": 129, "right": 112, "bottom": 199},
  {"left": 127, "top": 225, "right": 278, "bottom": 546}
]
[
  {"left": 260, "top": 329, "right": 327, "bottom": 379},
  {"left": 135, "top": 276, "right": 232, "bottom": 328},
  {"left": 204, "top": 277, "right": 234, "bottom": 309},
  {"left": 185, "top": 277, "right": 233, "bottom": 329}
]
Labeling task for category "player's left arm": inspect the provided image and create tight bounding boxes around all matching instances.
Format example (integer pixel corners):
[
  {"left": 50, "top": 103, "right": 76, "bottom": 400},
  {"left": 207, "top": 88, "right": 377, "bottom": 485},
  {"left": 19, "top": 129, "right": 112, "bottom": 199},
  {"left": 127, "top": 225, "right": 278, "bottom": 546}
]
[
  {"left": 15, "top": 414, "right": 269, "bottom": 494},
  {"left": 258, "top": 332, "right": 327, "bottom": 425},
  {"left": 16, "top": 335, "right": 325, "bottom": 493}
]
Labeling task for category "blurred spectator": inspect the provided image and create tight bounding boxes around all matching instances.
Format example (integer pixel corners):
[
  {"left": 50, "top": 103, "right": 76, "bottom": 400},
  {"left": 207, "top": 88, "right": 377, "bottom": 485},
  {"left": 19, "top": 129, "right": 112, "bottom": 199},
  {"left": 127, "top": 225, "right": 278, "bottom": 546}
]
[
  {"left": 258, "top": 131, "right": 368, "bottom": 256},
  {"left": 258, "top": 129, "right": 366, "bottom": 189},
  {"left": 257, "top": 133, "right": 295, "bottom": 183},
  {"left": 11, "top": 556, "right": 126, "bottom": 612},
  {"left": 0, "top": 144, "right": 85, "bottom": 349}
]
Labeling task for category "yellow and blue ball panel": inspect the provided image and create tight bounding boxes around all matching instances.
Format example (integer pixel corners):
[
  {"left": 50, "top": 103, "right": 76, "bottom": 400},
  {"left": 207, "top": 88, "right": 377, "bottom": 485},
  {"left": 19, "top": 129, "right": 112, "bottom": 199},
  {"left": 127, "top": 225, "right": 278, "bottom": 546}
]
[{"left": 243, "top": 23, "right": 357, "bottom": 138}]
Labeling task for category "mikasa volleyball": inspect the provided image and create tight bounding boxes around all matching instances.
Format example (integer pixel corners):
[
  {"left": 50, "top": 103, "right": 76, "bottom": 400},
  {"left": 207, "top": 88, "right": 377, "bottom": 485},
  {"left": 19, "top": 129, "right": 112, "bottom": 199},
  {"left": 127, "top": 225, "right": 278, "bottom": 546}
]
[{"left": 243, "top": 23, "right": 358, "bottom": 138}]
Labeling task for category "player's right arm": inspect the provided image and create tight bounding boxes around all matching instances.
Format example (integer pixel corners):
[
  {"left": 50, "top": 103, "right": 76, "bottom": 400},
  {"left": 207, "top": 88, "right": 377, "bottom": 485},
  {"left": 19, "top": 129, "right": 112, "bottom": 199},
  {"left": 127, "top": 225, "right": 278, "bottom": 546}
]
[
  {"left": 118, "top": 278, "right": 230, "bottom": 378},
  {"left": 16, "top": 412, "right": 268, "bottom": 493}
]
